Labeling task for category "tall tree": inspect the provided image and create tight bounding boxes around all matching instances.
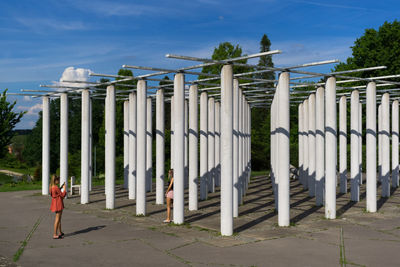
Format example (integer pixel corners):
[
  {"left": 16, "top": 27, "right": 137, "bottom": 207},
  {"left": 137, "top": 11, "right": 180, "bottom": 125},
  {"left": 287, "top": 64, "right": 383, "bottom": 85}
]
[
  {"left": 257, "top": 34, "right": 275, "bottom": 86},
  {"left": 250, "top": 34, "right": 276, "bottom": 170},
  {"left": 0, "top": 90, "right": 25, "bottom": 157},
  {"left": 200, "top": 42, "right": 252, "bottom": 81},
  {"left": 334, "top": 20, "right": 400, "bottom": 79}
]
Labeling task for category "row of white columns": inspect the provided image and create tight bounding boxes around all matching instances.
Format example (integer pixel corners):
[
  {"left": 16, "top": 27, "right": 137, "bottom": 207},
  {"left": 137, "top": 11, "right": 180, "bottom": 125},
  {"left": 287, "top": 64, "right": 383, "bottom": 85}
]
[
  {"left": 297, "top": 81, "right": 400, "bottom": 218},
  {"left": 41, "top": 67, "right": 252, "bottom": 236},
  {"left": 42, "top": 91, "right": 93, "bottom": 203},
  {"left": 41, "top": 92, "right": 70, "bottom": 196}
]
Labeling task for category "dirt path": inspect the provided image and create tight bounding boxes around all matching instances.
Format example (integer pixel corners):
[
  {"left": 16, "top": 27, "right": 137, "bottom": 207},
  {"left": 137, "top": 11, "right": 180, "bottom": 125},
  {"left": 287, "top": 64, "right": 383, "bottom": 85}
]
[{"left": 0, "top": 169, "right": 24, "bottom": 177}]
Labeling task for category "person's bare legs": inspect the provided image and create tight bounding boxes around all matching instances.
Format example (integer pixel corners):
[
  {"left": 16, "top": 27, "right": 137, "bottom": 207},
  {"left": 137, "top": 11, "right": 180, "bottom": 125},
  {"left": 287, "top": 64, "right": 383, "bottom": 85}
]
[
  {"left": 166, "top": 197, "right": 171, "bottom": 221},
  {"left": 53, "top": 212, "right": 60, "bottom": 237},
  {"left": 57, "top": 210, "right": 63, "bottom": 234}
]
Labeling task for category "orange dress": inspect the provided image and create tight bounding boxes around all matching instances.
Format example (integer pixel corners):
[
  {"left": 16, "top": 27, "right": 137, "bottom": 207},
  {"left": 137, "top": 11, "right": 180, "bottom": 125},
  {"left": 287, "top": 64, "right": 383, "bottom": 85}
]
[{"left": 50, "top": 185, "right": 66, "bottom": 212}]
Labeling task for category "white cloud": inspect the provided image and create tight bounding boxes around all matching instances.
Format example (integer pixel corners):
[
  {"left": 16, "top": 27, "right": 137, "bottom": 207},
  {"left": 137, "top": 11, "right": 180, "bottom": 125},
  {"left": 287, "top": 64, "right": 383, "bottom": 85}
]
[
  {"left": 17, "top": 103, "right": 42, "bottom": 115},
  {"left": 55, "top": 66, "right": 92, "bottom": 90}
]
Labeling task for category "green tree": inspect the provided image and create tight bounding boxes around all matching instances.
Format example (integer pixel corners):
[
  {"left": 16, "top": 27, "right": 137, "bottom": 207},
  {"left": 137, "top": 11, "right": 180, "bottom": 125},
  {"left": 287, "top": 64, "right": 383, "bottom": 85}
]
[
  {"left": 257, "top": 34, "right": 275, "bottom": 84},
  {"left": 334, "top": 20, "right": 400, "bottom": 79},
  {"left": 200, "top": 42, "right": 252, "bottom": 82},
  {"left": 0, "top": 90, "right": 26, "bottom": 157},
  {"left": 251, "top": 34, "right": 276, "bottom": 170}
]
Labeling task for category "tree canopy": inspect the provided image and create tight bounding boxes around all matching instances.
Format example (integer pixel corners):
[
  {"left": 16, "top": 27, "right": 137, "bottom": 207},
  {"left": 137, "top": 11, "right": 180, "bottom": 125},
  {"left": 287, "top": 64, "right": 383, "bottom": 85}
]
[
  {"left": 0, "top": 90, "right": 25, "bottom": 158},
  {"left": 334, "top": 20, "right": 400, "bottom": 79}
]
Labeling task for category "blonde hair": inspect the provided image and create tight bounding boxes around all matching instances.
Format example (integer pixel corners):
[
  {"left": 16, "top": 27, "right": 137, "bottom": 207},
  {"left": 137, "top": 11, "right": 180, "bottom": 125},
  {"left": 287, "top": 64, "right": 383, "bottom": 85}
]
[{"left": 50, "top": 175, "right": 60, "bottom": 187}]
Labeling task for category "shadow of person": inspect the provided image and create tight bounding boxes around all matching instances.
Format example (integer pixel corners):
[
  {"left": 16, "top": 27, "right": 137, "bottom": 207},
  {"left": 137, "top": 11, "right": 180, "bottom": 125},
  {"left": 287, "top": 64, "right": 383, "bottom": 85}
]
[{"left": 64, "top": 225, "right": 106, "bottom": 237}]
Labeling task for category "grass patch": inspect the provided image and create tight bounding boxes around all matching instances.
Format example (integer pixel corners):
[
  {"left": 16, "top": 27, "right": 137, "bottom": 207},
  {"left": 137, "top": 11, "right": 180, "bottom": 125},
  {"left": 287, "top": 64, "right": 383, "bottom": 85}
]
[
  {"left": 13, "top": 216, "right": 42, "bottom": 262},
  {"left": 251, "top": 170, "right": 268, "bottom": 178},
  {"left": 0, "top": 181, "right": 41, "bottom": 192},
  {"left": 167, "top": 222, "right": 191, "bottom": 227},
  {"left": 0, "top": 173, "right": 41, "bottom": 192},
  {"left": 339, "top": 227, "right": 347, "bottom": 267},
  {"left": 91, "top": 177, "right": 125, "bottom": 186}
]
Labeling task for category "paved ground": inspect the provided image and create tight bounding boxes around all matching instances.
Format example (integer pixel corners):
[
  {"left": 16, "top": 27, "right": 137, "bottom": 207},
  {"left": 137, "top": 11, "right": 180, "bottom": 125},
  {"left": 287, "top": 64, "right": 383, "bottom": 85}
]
[{"left": 1, "top": 175, "right": 400, "bottom": 266}]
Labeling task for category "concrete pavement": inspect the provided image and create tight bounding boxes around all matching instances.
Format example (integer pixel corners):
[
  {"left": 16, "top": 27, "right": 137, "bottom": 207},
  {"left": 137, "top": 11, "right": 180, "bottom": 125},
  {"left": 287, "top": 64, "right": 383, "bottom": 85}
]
[{"left": 1, "top": 175, "right": 400, "bottom": 266}]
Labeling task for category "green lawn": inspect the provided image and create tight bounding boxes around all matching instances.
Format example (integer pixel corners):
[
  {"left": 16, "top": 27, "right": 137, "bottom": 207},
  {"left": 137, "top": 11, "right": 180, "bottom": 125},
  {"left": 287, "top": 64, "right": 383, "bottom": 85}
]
[
  {"left": 0, "top": 173, "right": 41, "bottom": 192},
  {"left": 251, "top": 170, "right": 269, "bottom": 177}
]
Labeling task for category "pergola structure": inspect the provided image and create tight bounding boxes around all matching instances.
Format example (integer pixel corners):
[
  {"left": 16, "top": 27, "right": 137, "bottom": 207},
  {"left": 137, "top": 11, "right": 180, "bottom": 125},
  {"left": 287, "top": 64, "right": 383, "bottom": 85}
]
[{"left": 7, "top": 49, "right": 400, "bottom": 236}]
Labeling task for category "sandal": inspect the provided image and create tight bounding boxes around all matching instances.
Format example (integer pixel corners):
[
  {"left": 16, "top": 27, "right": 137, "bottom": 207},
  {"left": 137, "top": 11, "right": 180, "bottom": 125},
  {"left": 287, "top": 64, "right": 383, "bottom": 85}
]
[
  {"left": 163, "top": 219, "right": 171, "bottom": 223},
  {"left": 53, "top": 235, "right": 63, "bottom": 239},
  {"left": 60, "top": 232, "right": 65, "bottom": 237}
]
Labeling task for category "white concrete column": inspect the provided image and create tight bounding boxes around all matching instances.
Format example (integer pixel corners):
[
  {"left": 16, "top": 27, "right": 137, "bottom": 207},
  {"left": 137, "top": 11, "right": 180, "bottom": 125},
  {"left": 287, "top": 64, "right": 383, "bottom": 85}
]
[
  {"left": 381, "top": 93, "right": 390, "bottom": 197},
  {"left": 146, "top": 97, "right": 153, "bottom": 192},
  {"left": 105, "top": 85, "right": 115, "bottom": 209},
  {"left": 60, "top": 93, "right": 68, "bottom": 195},
  {"left": 298, "top": 103, "right": 304, "bottom": 186},
  {"left": 315, "top": 88, "right": 325, "bottom": 206},
  {"left": 220, "top": 64, "right": 234, "bottom": 235},
  {"left": 270, "top": 95, "right": 278, "bottom": 209},
  {"left": 200, "top": 91, "right": 208, "bottom": 200},
  {"left": 188, "top": 85, "right": 198, "bottom": 210},
  {"left": 171, "top": 96, "right": 175, "bottom": 170},
  {"left": 123, "top": 100, "right": 129, "bottom": 189},
  {"left": 184, "top": 99, "right": 189, "bottom": 189},
  {"left": 136, "top": 80, "right": 147, "bottom": 215},
  {"left": 245, "top": 101, "right": 250, "bottom": 191},
  {"left": 156, "top": 89, "right": 165, "bottom": 204},
  {"left": 89, "top": 98, "right": 92, "bottom": 192},
  {"left": 366, "top": 82, "right": 377, "bottom": 212},
  {"left": 378, "top": 104, "right": 382, "bottom": 182},
  {"left": 208, "top": 97, "right": 215, "bottom": 193},
  {"left": 277, "top": 72, "right": 290, "bottom": 227},
  {"left": 81, "top": 89, "right": 90, "bottom": 204},
  {"left": 173, "top": 73, "right": 185, "bottom": 224},
  {"left": 339, "top": 96, "right": 347, "bottom": 193},
  {"left": 351, "top": 90, "right": 360, "bottom": 202},
  {"left": 128, "top": 93, "right": 137, "bottom": 200},
  {"left": 248, "top": 105, "right": 251, "bottom": 181},
  {"left": 42, "top": 96, "right": 50, "bottom": 195},
  {"left": 215, "top": 101, "right": 221, "bottom": 188},
  {"left": 233, "top": 79, "right": 239, "bottom": 217},
  {"left": 244, "top": 101, "right": 249, "bottom": 194},
  {"left": 392, "top": 100, "right": 399, "bottom": 188},
  {"left": 325, "top": 77, "right": 336, "bottom": 219},
  {"left": 308, "top": 94, "right": 316, "bottom": 197},
  {"left": 238, "top": 90, "right": 243, "bottom": 204},
  {"left": 359, "top": 103, "right": 363, "bottom": 184},
  {"left": 303, "top": 99, "right": 309, "bottom": 190},
  {"left": 105, "top": 94, "right": 109, "bottom": 196}
]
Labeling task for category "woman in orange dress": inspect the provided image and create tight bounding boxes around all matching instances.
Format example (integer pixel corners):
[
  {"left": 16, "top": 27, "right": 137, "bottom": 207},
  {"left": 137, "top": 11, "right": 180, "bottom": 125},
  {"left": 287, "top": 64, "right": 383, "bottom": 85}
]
[{"left": 50, "top": 175, "right": 66, "bottom": 239}]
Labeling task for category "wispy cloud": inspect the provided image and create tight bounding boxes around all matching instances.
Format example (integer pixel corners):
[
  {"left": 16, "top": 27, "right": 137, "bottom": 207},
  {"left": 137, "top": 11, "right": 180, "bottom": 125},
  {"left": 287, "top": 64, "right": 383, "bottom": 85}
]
[
  {"left": 17, "top": 103, "right": 42, "bottom": 115},
  {"left": 15, "top": 17, "right": 87, "bottom": 32},
  {"left": 70, "top": 0, "right": 173, "bottom": 17},
  {"left": 293, "top": 0, "right": 370, "bottom": 11}
]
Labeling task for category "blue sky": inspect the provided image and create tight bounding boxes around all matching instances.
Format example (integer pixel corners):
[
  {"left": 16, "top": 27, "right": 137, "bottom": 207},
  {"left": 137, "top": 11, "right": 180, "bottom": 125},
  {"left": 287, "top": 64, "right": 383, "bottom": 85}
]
[{"left": 0, "top": 0, "right": 399, "bottom": 129}]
